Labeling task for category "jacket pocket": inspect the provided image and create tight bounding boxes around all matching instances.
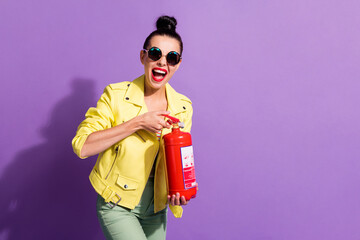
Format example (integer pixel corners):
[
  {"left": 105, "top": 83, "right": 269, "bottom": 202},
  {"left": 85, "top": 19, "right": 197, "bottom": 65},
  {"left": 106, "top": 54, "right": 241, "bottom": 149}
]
[
  {"left": 116, "top": 174, "right": 139, "bottom": 191},
  {"left": 105, "top": 145, "right": 121, "bottom": 180}
]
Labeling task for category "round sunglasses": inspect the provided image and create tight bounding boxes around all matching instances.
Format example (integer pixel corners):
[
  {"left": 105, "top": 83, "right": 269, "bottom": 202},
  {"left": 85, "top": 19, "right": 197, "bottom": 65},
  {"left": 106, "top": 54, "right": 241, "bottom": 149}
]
[{"left": 143, "top": 47, "right": 182, "bottom": 66}]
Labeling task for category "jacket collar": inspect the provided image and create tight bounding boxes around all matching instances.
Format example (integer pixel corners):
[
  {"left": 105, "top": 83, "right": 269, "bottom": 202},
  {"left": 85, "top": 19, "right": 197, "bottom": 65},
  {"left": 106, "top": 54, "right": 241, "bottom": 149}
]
[
  {"left": 124, "top": 75, "right": 145, "bottom": 107},
  {"left": 124, "top": 75, "right": 186, "bottom": 115},
  {"left": 165, "top": 82, "right": 187, "bottom": 115}
]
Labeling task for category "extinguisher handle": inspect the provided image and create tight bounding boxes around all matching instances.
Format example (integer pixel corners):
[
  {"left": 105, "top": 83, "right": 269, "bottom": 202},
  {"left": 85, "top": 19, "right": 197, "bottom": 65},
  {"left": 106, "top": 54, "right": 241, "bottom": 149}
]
[
  {"left": 163, "top": 114, "right": 185, "bottom": 128},
  {"left": 162, "top": 114, "right": 180, "bottom": 123}
]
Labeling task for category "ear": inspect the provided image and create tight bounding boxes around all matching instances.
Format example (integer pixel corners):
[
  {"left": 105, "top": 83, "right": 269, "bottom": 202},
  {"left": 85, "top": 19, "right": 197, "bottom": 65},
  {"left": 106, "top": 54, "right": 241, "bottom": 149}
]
[{"left": 140, "top": 50, "right": 146, "bottom": 65}]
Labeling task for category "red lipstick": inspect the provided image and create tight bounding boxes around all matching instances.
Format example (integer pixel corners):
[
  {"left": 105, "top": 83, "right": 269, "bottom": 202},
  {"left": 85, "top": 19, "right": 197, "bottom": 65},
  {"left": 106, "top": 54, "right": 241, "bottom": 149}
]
[{"left": 152, "top": 68, "right": 168, "bottom": 82}]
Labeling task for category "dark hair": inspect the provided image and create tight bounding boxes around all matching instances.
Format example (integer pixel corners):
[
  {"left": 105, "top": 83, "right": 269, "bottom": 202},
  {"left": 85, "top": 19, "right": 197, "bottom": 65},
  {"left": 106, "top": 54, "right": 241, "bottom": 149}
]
[{"left": 143, "top": 16, "right": 183, "bottom": 54}]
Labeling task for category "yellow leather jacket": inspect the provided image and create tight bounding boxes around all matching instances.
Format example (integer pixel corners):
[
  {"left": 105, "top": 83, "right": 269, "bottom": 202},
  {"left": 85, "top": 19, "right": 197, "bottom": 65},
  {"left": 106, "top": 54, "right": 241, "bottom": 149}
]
[{"left": 72, "top": 75, "right": 193, "bottom": 218}]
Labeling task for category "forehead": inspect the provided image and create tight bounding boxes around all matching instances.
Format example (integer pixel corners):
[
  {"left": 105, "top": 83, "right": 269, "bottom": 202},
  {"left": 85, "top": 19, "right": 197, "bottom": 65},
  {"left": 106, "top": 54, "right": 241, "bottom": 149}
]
[{"left": 149, "top": 35, "right": 181, "bottom": 53}]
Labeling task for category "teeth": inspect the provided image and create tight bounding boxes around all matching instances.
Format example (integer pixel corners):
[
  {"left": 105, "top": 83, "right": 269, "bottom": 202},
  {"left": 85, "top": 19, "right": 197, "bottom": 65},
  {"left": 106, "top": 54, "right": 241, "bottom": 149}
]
[{"left": 154, "top": 69, "right": 166, "bottom": 75}]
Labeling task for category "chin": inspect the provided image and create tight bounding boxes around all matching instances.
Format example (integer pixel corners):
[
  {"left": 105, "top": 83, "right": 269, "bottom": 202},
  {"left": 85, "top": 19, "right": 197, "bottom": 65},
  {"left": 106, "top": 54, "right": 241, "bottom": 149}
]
[
  {"left": 144, "top": 75, "right": 164, "bottom": 91},
  {"left": 150, "top": 79, "right": 167, "bottom": 90}
]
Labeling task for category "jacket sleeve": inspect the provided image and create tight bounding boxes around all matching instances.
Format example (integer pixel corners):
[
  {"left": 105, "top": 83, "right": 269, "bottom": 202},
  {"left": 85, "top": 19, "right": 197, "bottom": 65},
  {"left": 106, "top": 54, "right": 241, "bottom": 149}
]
[{"left": 72, "top": 85, "right": 115, "bottom": 159}]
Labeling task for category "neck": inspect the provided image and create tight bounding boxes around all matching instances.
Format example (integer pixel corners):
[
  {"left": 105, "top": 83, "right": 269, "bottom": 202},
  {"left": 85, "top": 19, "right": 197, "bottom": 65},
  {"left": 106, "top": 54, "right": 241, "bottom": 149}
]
[
  {"left": 144, "top": 84, "right": 168, "bottom": 112},
  {"left": 144, "top": 84, "right": 166, "bottom": 99}
]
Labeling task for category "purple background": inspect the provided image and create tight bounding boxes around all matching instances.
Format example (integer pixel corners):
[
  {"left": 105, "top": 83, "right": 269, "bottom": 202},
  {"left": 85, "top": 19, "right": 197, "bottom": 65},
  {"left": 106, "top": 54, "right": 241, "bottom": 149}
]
[{"left": 1, "top": 1, "right": 359, "bottom": 239}]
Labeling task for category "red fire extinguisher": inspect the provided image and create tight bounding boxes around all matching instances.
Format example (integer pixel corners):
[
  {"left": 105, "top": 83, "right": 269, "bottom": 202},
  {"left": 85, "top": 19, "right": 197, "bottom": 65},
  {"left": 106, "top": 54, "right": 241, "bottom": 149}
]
[{"left": 163, "top": 114, "right": 197, "bottom": 201}]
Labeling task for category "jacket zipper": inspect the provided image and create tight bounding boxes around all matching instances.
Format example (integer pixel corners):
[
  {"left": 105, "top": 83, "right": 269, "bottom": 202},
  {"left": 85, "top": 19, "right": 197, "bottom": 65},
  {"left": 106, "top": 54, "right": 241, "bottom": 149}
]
[
  {"left": 104, "top": 132, "right": 145, "bottom": 181},
  {"left": 146, "top": 134, "right": 161, "bottom": 181},
  {"left": 135, "top": 132, "right": 146, "bottom": 142},
  {"left": 105, "top": 145, "right": 120, "bottom": 180}
]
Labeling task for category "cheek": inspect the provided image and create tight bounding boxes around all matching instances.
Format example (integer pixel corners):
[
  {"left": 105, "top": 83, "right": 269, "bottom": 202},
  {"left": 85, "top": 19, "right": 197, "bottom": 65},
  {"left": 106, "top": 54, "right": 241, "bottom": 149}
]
[
  {"left": 144, "top": 62, "right": 152, "bottom": 72},
  {"left": 168, "top": 68, "right": 177, "bottom": 77},
  {"left": 169, "top": 71, "right": 175, "bottom": 78}
]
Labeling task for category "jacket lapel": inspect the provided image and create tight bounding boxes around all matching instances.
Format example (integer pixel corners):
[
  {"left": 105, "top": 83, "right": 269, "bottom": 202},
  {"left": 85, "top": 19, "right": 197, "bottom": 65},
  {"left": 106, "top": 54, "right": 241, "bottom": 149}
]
[
  {"left": 122, "top": 75, "right": 148, "bottom": 122},
  {"left": 165, "top": 83, "right": 187, "bottom": 116}
]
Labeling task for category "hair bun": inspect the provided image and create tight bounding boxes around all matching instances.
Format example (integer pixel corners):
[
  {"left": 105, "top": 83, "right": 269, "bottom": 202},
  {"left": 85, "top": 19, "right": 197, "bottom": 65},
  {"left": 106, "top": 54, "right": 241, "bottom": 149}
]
[{"left": 156, "top": 15, "right": 177, "bottom": 32}]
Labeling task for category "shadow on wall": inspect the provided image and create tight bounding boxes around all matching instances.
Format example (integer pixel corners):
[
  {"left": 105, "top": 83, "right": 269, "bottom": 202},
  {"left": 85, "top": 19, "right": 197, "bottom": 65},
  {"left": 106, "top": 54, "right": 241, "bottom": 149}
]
[{"left": 0, "top": 79, "right": 104, "bottom": 240}]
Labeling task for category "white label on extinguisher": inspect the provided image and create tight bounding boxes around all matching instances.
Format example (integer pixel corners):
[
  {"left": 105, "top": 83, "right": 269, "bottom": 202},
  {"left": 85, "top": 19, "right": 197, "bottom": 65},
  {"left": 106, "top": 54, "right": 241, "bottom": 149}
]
[{"left": 180, "top": 146, "right": 196, "bottom": 189}]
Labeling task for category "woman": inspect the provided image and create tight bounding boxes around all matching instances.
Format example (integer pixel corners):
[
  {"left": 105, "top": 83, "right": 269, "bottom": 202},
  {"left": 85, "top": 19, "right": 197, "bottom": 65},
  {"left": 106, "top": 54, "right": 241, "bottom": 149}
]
[{"left": 72, "top": 16, "right": 194, "bottom": 240}]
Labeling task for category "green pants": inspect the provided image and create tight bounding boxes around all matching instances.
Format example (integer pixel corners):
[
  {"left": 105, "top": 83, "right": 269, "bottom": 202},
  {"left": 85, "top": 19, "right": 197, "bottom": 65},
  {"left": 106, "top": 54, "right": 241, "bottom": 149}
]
[{"left": 96, "top": 178, "right": 167, "bottom": 240}]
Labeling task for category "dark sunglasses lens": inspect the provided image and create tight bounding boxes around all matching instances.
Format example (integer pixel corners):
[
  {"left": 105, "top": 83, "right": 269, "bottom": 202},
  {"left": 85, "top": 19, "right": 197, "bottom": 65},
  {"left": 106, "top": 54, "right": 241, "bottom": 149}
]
[
  {"left": 167, "top": 52, "right": 180, "bottom": 65},
  {"left": 148, "top": 48, "right": 162, "bottom": 61}
]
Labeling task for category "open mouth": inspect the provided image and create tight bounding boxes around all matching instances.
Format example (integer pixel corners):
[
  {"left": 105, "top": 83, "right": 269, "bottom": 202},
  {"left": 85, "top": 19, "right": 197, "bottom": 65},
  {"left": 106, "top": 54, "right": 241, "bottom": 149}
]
[{"left": 152, "top": 68, "right": 167, "bottom": 82}]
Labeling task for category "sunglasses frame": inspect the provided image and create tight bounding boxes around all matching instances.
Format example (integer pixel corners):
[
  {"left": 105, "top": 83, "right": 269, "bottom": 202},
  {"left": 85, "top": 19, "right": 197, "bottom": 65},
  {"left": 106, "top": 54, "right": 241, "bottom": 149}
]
[{"left": 143, "top": 47, "right": 182, "bottom": 66}]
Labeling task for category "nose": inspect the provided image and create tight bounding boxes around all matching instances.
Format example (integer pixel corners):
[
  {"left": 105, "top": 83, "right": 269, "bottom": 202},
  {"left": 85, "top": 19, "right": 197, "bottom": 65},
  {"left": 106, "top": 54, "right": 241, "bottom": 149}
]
[{"left": 157, "top": 55, "right": 167, "bottom": 66}]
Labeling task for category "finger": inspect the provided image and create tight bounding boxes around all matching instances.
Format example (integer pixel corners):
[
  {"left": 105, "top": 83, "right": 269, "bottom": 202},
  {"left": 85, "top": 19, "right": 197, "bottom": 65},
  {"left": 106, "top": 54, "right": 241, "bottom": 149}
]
[
  {"left": 159, "top": 120, "right": 168, "bottom": 127},
  {"left": 175, "top": 193, "right": 180, "bottom": 205},
  {"left": 148, "top": 127, "right": 159, "bottom": 133},
  {"left": 180, "top": 196, "right": 188, "bottom": 205},
  {"left": 171, "top": 195, "right": 176, "bottom": 206},
  {"left": 152, "top": 123, "right": 164, "bottom": 132},
  {"left": 155, "top": 120, "right": 167, "bottom": 130},
  {"left": 161, "top": 121, "right": 172, "bottom": 130},
  {"left": 158, "top": 111, "right": 171, "bottom": 116},
  {"left": 167, "top": 195, "right": 171, "bottom": 204},
  {"left": 165, "top": 121, "right": 172, "bottom": 128}
]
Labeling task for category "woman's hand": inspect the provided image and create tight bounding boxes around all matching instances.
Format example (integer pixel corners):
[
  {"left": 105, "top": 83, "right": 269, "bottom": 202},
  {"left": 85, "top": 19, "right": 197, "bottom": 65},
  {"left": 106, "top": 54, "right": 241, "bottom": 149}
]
[
  {"left": 138, "top": 111, "right": 172, "bottom": 133},
  {"left": 168, "top": 193, "right": 189, "bottom": 206},
  {"left": 167, "top": 183, "right": 198, "bottom": 206}
]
